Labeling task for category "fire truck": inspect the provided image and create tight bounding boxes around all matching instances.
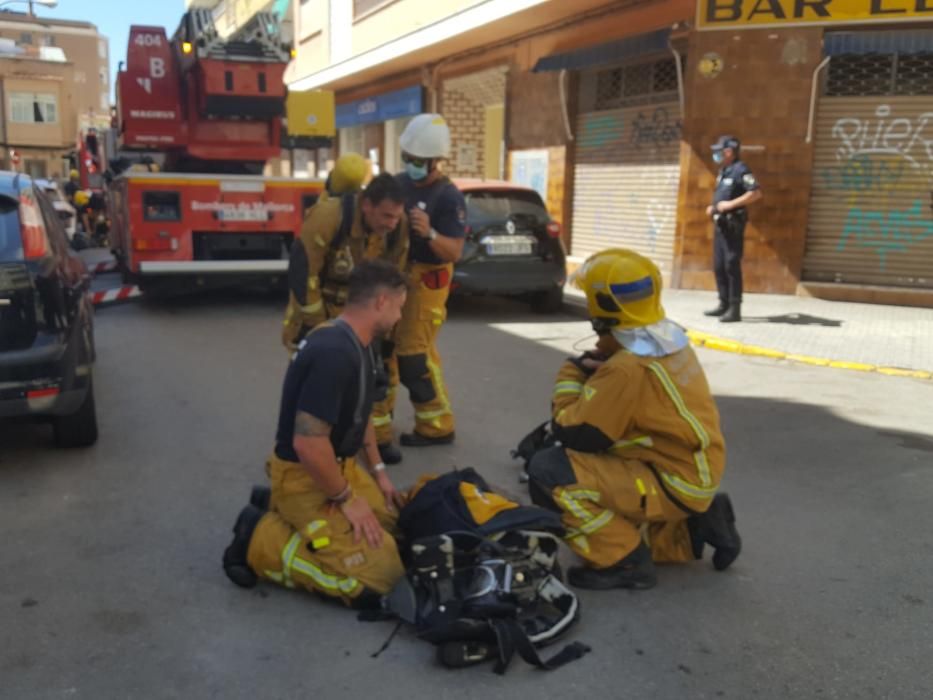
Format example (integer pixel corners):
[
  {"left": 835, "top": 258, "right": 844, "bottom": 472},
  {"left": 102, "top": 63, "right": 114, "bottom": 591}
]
[{"left": 108, "top": 10, "right": 324, "bottom": 291}]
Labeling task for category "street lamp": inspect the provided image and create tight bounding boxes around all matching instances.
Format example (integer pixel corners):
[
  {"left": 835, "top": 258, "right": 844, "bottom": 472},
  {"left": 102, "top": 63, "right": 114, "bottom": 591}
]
[{"left": 0, "top": 0, "right": 59, "bottom": 9}]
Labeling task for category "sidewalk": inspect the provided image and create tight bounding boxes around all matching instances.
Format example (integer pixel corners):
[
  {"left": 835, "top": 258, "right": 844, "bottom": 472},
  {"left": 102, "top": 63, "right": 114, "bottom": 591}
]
[{"left": 565, "top": 286, "right": 933, "bottom": 378}]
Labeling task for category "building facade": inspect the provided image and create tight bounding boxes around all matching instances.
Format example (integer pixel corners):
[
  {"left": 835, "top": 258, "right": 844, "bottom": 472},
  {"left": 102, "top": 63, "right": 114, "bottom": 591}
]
[{"left": 286, "top": 0, "right": 933, "bottom": 306}]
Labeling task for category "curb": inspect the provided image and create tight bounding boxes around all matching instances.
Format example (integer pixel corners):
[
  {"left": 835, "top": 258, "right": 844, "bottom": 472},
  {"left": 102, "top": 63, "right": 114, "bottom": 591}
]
[{"left": 561, "top": 293, "right": 932, "bottom": 381}]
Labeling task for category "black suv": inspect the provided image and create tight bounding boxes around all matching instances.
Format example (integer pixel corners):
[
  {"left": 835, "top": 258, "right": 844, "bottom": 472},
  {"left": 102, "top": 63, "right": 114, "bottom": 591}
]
[
  {"left": 0, "top": 172, "right": 97, "bottom": 447},
  {"left": 453, "top": 180, "right": 567, "bottom": 313}
]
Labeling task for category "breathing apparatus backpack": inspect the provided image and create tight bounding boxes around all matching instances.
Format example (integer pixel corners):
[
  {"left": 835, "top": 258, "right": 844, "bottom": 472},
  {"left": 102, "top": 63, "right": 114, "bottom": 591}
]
[{"left": 370, "top": 468, "right": 590, "bottom": 673}]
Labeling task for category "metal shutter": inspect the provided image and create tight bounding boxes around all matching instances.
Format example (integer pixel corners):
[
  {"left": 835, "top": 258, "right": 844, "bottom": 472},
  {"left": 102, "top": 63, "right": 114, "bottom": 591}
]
[{"left": 804, "top": 95, "right": 933, "bottom": 289}]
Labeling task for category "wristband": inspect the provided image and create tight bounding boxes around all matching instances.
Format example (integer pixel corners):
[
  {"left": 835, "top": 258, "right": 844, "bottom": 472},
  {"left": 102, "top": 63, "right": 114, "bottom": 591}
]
[
  {"left": 328, "top": 482, "right": 353, "bottom": 505},
  {"left": 372, "top": 462, "right": 387, "bottom": 473},
  {"left": 428, "top": 228, "right": 438, "bottom": 241}
]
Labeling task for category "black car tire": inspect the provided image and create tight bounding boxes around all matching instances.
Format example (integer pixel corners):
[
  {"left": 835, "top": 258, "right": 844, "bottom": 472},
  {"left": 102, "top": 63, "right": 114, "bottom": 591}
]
[
  {"left": 54, "top": 377, "right": 99, "bottom": 448},
  {"left": 531, "top": 286, "right": 564, "bottom": 314}
]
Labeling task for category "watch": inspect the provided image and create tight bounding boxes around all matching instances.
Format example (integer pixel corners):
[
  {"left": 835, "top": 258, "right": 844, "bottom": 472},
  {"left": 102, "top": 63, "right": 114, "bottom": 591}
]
[{"left": 428, "top": 229, "right": 438, "bottom": 241}]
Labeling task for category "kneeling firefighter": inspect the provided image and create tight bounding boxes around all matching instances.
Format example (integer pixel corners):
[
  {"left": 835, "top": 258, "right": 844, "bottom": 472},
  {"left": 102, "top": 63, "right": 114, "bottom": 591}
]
[
  {"left": 224, "top": 260, "right": 410, "bottom": 607},
  {"left": 525, "top": 249, "right": 742, "bottom": 590}
]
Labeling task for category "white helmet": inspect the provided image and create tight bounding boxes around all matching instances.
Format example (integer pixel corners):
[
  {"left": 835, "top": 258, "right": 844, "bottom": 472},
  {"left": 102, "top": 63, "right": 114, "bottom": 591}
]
[{"left": 399, "top": 113, "right": 451, "bottom": 159}]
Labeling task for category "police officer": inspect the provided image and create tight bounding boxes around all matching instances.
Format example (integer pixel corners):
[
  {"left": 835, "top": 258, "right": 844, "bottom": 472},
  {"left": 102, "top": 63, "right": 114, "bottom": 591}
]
[
  {"left": 224, "top": 260, "right": 409, "bottom": 607},
  {"left": 374, "top": 114, "right": 465, "bottom": 449},
  {"left": 526, "top": 249, "right": 741, "bottom": 590},
  {"left": 704, "top": 135, "right": 762, "bottom": 323}
]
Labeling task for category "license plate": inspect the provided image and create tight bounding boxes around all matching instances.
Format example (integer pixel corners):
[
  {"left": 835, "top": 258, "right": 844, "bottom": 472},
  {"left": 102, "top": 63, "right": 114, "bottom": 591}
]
[
  {"left": 483, "top": 236, "right": 534, "bottom": 256},
  {"left": 218, "top": 209, "right": 267, "bottom": 222}
]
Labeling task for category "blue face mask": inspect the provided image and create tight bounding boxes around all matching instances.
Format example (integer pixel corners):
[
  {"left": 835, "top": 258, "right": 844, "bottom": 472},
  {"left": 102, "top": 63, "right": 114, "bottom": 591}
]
[
  {"left": 405, "top": 161, "right": 429, "bottom": 181},
  {"left": 712, "top": 151, "right": 724, "bottom": 165}
]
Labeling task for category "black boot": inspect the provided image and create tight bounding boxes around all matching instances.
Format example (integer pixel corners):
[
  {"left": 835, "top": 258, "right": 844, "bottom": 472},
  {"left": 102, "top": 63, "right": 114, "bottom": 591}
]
[
  {"left": 378, "top": 443, "right": 403, "bottom": 465},
  {"left": 567, "top": 542, "right": 657, "bottom": 590},
  {"left": 719, "top": 302, "right": 742, "bottom": 323},
  {"left": 249, "top": 485, "right": 271, "bottom": 511},
  {"left": 222, "top": 504, "right": 264, "bottom": 588},
  {"left": 400, "top": 431, "right": 455, "bottom": 447},
  {"left": 704, "top": 300, "right": 729, "bottom": 317},
  {"left": 687, "top": 493, "right": 741, "bottom": 571}
]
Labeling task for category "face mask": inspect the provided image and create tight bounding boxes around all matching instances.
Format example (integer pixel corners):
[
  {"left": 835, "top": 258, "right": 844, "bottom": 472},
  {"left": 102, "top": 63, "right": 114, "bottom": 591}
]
[
  {"left": 712, "top": 151, "right": 724, "bottom": 165},
  {"left": 405, "top": 161, "right": 429, "bottom": 181}
]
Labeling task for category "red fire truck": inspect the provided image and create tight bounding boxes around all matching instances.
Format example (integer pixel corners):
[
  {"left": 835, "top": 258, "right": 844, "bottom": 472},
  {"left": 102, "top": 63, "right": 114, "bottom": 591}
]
[{"left": 108, "top": 10, "right": 323, "bottom": 291}]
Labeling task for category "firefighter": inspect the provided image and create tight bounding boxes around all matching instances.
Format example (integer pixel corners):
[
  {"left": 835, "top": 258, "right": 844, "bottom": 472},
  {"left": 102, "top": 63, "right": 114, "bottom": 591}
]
[
  {"left": 63, "top": 169, "right": 80, "bottom": 203},
  {"left": 224, "top": 260, "right": 409, "bottom": 607},
  {"left": 375, "top": 114, "right": 465, "bottom": 450},
  {"left": 283, "top": 170, "right": 408, "bottom": 465},
  {"left": 525, "top": 249, "right": 742, "bottom": 590}
]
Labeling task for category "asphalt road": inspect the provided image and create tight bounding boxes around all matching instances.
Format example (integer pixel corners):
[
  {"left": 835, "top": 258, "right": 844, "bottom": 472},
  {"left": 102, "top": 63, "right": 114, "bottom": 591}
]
[{"left": 2, "top": 290, "right": 932, "bottom": 700}]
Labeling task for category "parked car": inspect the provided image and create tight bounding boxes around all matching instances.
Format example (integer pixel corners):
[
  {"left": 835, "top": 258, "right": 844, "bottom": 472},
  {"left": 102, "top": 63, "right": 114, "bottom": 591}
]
[
  {"left": 452, "top": 179, "right": 566, "bottom": 313},
  {"left": 34, "top": 178, "right": 78, "bottom": 242},
  {"left": 0, "top": 172, "right": 98, "bottom": 447}
]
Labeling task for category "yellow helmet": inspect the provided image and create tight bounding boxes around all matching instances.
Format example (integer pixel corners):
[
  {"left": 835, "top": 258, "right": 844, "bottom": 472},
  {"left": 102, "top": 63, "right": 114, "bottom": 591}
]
[
  {"left": 69, "top": 169, "right": 79, "bottom": 180},
  {"left": 329, "top": 153, "right": 369, "bottom": 194},
  {"left": 74, "top": 190, "right": 90, "bottom": 207},
  {"left": 571, "top": 248, "right": 665, "bottom": 330}
]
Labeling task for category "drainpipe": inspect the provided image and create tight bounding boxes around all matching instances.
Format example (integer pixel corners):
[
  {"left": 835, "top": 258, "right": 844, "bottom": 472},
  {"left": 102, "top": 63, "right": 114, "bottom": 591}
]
[
  {"left": 668, "top": 40, "right": 685, "bottom": 117},
  {"left": 806, "top": 56, "right": 831, "bottom": 144},
  {"left": 558, "top": 69, "right": 573, "bottom": 142}
]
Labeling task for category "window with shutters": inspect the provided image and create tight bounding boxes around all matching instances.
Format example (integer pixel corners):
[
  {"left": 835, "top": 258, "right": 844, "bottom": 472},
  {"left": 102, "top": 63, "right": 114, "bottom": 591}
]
[
  {"left": 825, "top": 52, "right": 933, "bottom": 96},
  {"left": 10, "top": 93, "right": 58, "bottom": 124},
  {"left": 591, "top": 56, "right": 682, "bottom": 111}
]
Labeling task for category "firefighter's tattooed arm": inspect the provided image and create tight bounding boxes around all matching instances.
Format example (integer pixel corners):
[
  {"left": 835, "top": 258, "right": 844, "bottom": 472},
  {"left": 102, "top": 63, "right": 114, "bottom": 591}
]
[{"left": 295, "top": 411, "right": 332, "bottom": 438}]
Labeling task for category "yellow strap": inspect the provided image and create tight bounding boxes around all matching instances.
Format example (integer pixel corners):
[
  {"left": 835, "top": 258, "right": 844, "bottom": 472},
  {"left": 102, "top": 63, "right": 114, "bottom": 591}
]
[
  {"left": 635, "top": 478, "right": 647, "bottom": 496},
  {"left": 611, "top": 436, "right": 655, "bottom": 452},
  {"left": 579, "top": 509, "right": 613, "bottom": 535},
  {"left": 371, "top": 414, "right": 393, "bottom": 427}
]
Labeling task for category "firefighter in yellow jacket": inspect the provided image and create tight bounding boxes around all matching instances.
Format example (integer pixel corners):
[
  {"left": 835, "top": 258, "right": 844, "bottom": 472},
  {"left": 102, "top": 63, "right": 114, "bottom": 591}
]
[
  {"left": 372, "top": 114, "right": 465, "bottom": 452},
  {"left": 526, "top": 249, "right": 742, "bottom": 590}
]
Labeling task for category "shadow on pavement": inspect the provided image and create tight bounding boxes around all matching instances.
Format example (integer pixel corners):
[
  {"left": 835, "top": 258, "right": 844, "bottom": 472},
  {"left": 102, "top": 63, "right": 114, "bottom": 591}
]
[{"left": 740, "top": 312, "right": 843, "bottom": 327}]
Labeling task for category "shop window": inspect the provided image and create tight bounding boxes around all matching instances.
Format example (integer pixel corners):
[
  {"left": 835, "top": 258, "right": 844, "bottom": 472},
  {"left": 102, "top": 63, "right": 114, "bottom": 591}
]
[
  {"left": 20, "top": 32, "right": 32, "bottom": 44},
  {"left": 10, "top": 93, "right": 58, "bottom": 124},
  {"left": 593, "top": 56, "right": 682, "bottom": 111},
  {"left": 826, "top": 53, "right": 933, "bottom": 96},
  {"left": 24, "top": 160, "right": 47, "bottom": 179}
]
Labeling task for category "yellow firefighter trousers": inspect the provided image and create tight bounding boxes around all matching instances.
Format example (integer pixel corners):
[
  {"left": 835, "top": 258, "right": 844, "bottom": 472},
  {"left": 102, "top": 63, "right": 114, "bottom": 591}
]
[
  {"left": 246, "top": 454, "right": 404, "bottom": 605},
  {"left": 374, "top": 262, "right": 455, "bottom": 440},
  {"left": 552, "top": 450, "right": 697, "bottom": 569}
]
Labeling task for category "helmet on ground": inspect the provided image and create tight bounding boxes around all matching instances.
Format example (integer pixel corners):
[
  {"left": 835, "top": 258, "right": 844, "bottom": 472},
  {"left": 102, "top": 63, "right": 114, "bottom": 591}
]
[
  {"left": 571, "top": 248, "right": 665, "bottom": 331},
  {"left": 69, "top": 169, "right": 79, "bottom": 180},
  {"left": 329, "top": 152, "right": 369, "bottom": 194},
  {"left": 399, "top": 113, "right": 451, "bottom": 159},
  {"left": 74, "top": 190, "right": 90, "bottom": 207}
]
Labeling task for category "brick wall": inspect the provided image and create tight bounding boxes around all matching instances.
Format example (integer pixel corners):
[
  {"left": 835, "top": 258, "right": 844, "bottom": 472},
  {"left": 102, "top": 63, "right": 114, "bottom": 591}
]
[
  {"left": 674, "top": 27, "right": 823, "bottom": 294},
  {"left": 442, "top": 87, "right": 487, "bottom": 179}
]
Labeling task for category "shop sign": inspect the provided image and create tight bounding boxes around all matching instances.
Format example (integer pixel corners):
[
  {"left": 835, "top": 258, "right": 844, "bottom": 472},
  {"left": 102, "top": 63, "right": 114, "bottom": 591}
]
[
  {"left": 698, "top": 0, "right": 933, "bottom": 30},
  {"left": 336, "top": 85, "right": 423, "bottom": 128}
]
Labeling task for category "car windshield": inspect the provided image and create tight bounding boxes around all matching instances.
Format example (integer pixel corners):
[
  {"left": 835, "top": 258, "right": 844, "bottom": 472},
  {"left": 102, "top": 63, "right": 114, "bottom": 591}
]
[
  {"left": 464, "top": 190, "right": 548, "bottom": 228},
  {"left": 0, "top": 198, "right": 23, "bottom": 262}
]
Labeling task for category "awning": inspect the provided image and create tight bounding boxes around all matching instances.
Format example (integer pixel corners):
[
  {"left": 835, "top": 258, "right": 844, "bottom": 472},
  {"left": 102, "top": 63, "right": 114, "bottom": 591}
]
[
  {"left": 824, "top": 30, "right": 933, "bottom": 56},
  {"left": 532, "top": 29, "right": 671, "bottom": 73}
]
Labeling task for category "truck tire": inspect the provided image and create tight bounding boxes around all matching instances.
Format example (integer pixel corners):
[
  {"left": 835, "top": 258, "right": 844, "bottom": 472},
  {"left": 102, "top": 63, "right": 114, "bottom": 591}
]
[
  {"left": 531, "top": 286, "right": 564, "bottom": 314},
  {"left": 54, "top": 378, "right": 99, "bottom": 448}
]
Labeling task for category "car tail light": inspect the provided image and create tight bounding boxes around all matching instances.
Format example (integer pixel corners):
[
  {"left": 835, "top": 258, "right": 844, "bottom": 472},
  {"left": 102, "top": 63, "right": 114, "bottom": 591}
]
[
  {"left": 27, "top": 387, "right": 60, "bottom": 399},
  {"left": 546, "top": 221, "right": 562, "bottom": 239},
  {"left": 19, "top": 195, "right": 49, "bottom": 259}
]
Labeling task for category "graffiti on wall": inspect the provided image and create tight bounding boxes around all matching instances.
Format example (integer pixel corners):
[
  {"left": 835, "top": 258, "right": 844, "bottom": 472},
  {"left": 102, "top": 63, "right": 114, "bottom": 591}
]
[
  {"left": 630, "top": 107, "right": 682, "bottom": 150},
  {"left": 824, "top": 104, "right": 933, "bottom": 268}
]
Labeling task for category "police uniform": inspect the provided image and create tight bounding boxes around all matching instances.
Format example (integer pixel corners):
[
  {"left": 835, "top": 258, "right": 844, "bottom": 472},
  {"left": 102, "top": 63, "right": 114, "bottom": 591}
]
[
  {"left": 281, "top": 194, "right": 409, "bottom": 352},
  {"left": 246, "top": 322, "right": 405, "bottom": 605},
  {"left": 712, "top": 159, "right": 758, "bottom": 307},
  {"left": 373, "top": 174, "right": 465, "bottom": 442}
]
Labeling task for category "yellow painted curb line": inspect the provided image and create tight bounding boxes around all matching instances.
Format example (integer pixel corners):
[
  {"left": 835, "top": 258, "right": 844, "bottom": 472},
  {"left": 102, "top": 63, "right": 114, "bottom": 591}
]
[{"left": 685, "top": 329, "right": 932, "bottom": 381}]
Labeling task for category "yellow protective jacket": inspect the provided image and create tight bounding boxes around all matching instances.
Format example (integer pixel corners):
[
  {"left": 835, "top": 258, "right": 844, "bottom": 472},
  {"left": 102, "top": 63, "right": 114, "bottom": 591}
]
[
  {"left": 551, "top": 343, "right": 725, "bottom": 511},
  {"left": 282, "top": 194, "right": 409, "bottom": 349}
]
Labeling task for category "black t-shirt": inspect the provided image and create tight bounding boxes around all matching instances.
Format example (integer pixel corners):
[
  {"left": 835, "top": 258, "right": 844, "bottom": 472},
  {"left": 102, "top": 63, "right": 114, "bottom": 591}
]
[
  {"left": 713, "top": 160, "right": 759, "bottom": 210},
  {"left": 274, "top": 322, "right": 375, "bottom": 462},
  {"left": 397, "top": 173, "right": 466, "bottom": 265}
]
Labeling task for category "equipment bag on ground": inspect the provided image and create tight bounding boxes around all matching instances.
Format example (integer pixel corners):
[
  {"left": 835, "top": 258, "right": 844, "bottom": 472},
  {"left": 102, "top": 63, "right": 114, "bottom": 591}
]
[{"left": 372, "top": 468, "right": 590, "bottom": 673}]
